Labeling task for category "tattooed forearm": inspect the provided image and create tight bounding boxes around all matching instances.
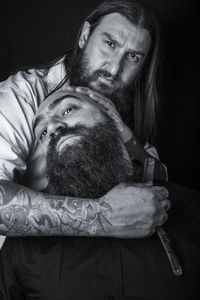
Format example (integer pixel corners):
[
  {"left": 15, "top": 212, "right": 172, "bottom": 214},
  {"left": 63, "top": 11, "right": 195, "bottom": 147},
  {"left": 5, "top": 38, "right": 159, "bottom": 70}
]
[{"left": 0, "top": 180, "right": 112, "bottom": 236}]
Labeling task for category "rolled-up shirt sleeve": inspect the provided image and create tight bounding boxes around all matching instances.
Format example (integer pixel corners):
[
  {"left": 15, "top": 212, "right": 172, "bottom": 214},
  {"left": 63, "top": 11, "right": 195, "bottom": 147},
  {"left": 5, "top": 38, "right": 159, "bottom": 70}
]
[{"left": 0, "top": 71, "right": 45, "bottom": 182}]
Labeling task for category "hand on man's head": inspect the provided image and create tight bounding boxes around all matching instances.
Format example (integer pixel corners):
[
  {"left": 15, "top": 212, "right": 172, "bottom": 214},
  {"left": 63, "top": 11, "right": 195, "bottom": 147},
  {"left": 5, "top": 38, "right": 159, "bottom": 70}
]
[{"left": 66, "top": 86, "right": 133, "bottom": 143}]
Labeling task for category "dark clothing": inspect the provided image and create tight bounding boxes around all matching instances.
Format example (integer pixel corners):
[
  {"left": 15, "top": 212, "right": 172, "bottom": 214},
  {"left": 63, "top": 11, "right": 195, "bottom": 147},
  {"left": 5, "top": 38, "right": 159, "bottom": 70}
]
[{"left": 0, "top": 182, "right": 200, "bottom": 300}]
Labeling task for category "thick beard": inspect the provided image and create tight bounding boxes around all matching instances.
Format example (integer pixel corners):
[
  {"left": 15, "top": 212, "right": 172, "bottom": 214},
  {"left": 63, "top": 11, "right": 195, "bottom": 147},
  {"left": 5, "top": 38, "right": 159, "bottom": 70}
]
[
  {"left": 44, "top": 120, "right": 141, "bottom": 198},
  {"left": 68, "top": 49, "right": 134, "bottom": 129}
]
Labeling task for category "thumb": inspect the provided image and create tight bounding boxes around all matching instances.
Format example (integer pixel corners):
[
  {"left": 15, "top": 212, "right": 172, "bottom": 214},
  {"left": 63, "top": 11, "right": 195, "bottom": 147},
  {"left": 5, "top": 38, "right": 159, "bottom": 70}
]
[{"left": 132, "top": 181, "right": 153, "bottom": 187}]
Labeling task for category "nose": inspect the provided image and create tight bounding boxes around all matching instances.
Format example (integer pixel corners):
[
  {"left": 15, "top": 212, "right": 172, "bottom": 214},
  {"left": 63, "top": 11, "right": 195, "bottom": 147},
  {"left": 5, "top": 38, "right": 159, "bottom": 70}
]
[
  {"left": 108, "top": 54, "right": 123, "bottom": 77},
  {"left": 47, "top": 118, "right": 67, "bottom": 137}
]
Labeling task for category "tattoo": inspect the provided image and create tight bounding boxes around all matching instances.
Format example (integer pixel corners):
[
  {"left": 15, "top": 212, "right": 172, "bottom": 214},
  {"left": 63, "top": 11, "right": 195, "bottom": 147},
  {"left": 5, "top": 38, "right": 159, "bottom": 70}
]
[{"left": 0, "top": 181, "right": 112, "bottom": 236}]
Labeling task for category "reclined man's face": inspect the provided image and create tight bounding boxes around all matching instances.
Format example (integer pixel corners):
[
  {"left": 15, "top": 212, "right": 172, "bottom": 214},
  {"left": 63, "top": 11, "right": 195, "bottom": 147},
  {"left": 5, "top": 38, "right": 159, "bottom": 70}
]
[
  {"left": 33, "top": 91, "right": 135, "bottom": 198},
  {"left": 34, "top": 91, "right": 107, "bottom": 154}
]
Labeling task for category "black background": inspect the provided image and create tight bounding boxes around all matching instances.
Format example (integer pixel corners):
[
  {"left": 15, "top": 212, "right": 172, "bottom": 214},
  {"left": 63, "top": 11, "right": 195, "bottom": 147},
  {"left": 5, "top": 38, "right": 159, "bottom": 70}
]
[{"left": 0, "top": 0, "right": 199, "bottom": 190}]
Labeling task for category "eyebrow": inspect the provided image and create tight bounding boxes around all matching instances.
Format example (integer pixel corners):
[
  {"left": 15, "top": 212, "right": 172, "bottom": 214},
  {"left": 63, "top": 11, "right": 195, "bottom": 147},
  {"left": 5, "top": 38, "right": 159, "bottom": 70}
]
[
  {"left": 103, "top": 32, "right": 120, "bottom": 47},
  {"left": 48, "top": 95, "right": 80, "bottom": 110},
  {"left": 102, "top": 32, "right": 145, "bottom": 57},
  {"left": 33, "top": 95, "right": 81, "bottom": 132}
]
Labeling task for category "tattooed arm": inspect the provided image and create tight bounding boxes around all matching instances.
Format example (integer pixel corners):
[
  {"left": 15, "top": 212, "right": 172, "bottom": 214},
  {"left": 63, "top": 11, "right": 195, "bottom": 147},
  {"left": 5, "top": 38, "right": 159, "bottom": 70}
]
[
  {"left": 0, "top": 179, "right": 170, "bottom": 238},
  {"left": 0, "top": 180, "right": 113, "bottom": 237}
]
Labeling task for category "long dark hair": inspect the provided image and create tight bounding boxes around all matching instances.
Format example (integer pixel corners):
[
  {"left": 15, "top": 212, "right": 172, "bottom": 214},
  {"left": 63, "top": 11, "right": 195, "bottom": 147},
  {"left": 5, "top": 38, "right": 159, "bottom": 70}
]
[{"left": 51, "top": 0, "right": 162, "bottom": 144}]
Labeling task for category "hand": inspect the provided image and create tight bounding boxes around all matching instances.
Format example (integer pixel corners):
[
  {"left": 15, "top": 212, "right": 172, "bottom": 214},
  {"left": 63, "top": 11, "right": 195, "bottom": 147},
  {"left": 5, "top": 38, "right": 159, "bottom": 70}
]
[
  {"left": 66, "top": 86, "right": 132, "bottom": 143},
  {"left": 99, "top": 182, "right": 170, "bottom": 238}
]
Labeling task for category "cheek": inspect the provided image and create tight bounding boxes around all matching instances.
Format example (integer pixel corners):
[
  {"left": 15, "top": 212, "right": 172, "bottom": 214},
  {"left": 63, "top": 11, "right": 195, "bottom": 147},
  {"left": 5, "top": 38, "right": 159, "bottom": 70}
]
[
  {"left": 85, "top": 44, "right": 106, "bottom": 72},
  {"left": 121, "top": 65, "right": 140, "bottom": 85},
  {"left": 39, "top": 140, "right": 49, "bottom": 156},
  {"left": 83, "top": 115, "right": 95, "bottom": 126},
  {"left": 90, "top": 112, "right": 105, "bottom": 125},
  {"left": 80, "top": 110, "right": 100, "bottom": 126}
]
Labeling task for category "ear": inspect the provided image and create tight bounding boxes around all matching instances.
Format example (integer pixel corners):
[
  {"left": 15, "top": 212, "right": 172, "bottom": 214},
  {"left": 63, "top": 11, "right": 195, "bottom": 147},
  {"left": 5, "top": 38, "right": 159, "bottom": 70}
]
[{"left": 78, "top": 21, "right": 91, "bottom": 49}]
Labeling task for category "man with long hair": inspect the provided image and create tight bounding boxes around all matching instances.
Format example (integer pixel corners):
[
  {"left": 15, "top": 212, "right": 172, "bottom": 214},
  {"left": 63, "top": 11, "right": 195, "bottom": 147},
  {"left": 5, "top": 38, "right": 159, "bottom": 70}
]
[{"left": 0, "top": 1, "right": 168, "bottom": 240}]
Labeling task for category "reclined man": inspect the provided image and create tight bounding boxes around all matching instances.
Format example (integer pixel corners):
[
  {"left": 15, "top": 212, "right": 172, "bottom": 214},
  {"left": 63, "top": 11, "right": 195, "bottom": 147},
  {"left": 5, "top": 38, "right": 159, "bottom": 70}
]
[{"left": 0, "top": 90, "right": 172, "bottom": 300}]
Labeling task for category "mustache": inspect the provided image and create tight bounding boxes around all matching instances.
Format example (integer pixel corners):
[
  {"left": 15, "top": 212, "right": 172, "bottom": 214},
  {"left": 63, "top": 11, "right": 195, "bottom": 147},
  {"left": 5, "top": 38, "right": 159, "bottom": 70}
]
[
  {"left": 92, "top": 69, "right": 121, "bottom": 83},
  {"left": 48, "top": 125, "right": 89, "bottom": 146}
]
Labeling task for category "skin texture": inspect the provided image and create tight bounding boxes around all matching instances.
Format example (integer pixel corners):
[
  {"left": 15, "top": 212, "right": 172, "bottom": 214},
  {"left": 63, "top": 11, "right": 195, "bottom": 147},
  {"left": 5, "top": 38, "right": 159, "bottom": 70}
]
[
  {"left": 0, "top": 181, "right": 169, "bottom": 238},
  {"left": 0, "top": 13, "right": 169, "bottom": 238},
  {"left": 0, "top": 179, "right": 169, "bottom": 238},
  {"left": 0, "top": 181, "right": 112, "bottom": 236},
  {"left": 65, "top": 86, "right": 167, "bottom": 180},
  {"left": 0, "top": 92, "right": 170, "bottom": 237},
  {"left": 79, "top": 13, "right": 151, "bottom": 93},
  {"left": 68, "top": 13, "right": 167, "bottom": 179},
  {"left": 34, "top": 92, "right": 111, "bottom": 152}
]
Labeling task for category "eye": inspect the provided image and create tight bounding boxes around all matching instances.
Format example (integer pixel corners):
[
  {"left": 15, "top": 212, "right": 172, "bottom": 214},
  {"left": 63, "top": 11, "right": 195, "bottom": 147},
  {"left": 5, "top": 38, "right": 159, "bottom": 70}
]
[
  {"left": 40, "top": 129, "right": 47, "bottom": 140},
  {"left": 105, "top": 40, "right": 115, "bottom": 48},
  {"left": 127, "top": 52, "right": 140, "bottom": 63},
  {"left": 63, "top": 107, "right": 72, "bottom": 115}
]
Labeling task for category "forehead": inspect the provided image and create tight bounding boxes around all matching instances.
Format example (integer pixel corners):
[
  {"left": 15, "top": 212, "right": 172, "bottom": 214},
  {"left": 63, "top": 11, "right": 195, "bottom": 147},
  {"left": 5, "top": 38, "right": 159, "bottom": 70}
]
[
  {"left": 34, "top": 92, "right": 106, "bottom": 125},
  {"left": 36, "top": 94, "right": 89, "bottom": 117},
  {"left": 93, "top": 12, "right": 151, "bottom": 51}
]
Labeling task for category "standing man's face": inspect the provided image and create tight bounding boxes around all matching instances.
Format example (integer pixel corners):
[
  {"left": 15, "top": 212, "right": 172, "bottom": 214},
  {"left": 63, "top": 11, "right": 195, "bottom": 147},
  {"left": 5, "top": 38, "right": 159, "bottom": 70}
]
[{"left": 78, "top": 13, "right": 151, "bottom": 95}]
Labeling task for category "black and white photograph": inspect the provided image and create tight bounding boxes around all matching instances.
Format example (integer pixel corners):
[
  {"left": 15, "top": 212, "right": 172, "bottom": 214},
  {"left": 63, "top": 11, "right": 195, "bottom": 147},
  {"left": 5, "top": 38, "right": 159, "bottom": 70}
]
[{"left": 0, "top": 0, "right": 199, "bottom": 299}]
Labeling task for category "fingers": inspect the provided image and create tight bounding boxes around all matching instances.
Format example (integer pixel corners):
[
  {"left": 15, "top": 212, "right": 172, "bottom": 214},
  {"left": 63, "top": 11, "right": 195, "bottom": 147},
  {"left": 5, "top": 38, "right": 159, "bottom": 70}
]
[
  {"left": 86, "top": 92, "right": 118, "bottom": 116},
  {"left": 66, "top": 86, "right": 117, "bottom": 112},
  {"left": 152, "top": 186, "right": 169, "bottom": 200},
  {"left": 160, "top": 199, "right": 171, "bottom": 211},
  {"left": 126, "top": 183, "right": 168, "bottom": 198},
  {"left": 155, "top": 198, "right": 170, "bottom": 227},
  {"left": 156, "top": 212, "right": 168, "bottom": 227},
  {"left": 66, "top": 86, "right": 75, "bottom": 92},
  {"left": 126, "top": 183, "right": 169, "bottom": 200},
  {"left": 145, "top": 211, "right": 168, "bottom": 237},
  {"left": 66, "top": 86, "right": 92, "bottom": 95},
  {"left": 146, "top": 227, "right": 156, "bottom": 237},
  {"left": 66, "top": 86, "right": 109, "bottom": 102},
  {"left": 131, "top": 181, "right": 153, "bottom": 188},
  {"left": 154, "top": 194, "right": 170, "bottom": 227},
  {"left": 75, "top": 86, "right": 112, "bottom": 103},
  {"left": 66, "top": 86, "right": 126, "bottom": 134},
  {"left": 66, "top": 86, "right": 107, "bottom": 111}
]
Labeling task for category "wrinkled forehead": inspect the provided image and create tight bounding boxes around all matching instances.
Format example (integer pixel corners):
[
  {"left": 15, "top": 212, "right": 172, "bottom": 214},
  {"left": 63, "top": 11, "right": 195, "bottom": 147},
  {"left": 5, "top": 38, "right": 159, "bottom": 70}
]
[{"left": 35, "top": 90, "right": 97, "bottom": 117}]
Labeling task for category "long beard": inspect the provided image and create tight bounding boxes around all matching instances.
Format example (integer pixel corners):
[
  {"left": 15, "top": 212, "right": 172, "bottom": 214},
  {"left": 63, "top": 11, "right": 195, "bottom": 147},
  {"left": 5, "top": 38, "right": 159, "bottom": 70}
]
[
  {"left": 44, "top": 120, "right": 141, "bottom": 198},
  {"left": 68, "top": 49, "right": 135, "bottom": 129}
]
